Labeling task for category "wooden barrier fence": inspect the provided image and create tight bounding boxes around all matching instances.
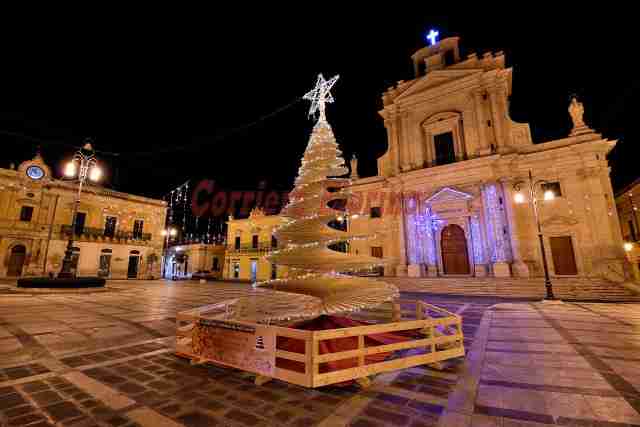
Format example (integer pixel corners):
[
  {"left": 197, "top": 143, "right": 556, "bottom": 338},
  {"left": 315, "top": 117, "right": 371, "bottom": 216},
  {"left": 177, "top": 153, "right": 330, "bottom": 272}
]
[{"left": 176, "top": 299, "right": 464, "bottom": 388}]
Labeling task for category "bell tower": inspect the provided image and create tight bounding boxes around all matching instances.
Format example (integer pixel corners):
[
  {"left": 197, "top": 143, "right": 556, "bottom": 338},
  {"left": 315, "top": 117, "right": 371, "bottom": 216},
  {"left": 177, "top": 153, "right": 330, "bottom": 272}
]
[
  {"left": 377, "top": 35, "right": 534, "bottom": 178},
  {"left": 411, "top": 36, "right": 461, "bottom": 76}
]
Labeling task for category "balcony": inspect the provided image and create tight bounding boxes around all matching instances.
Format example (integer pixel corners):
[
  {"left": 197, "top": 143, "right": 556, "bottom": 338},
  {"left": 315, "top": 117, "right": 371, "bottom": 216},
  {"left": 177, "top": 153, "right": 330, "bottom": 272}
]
[
  {"left": 226, "top": 243, "right": 276, "bottom": 254},
  {"left": 61, "top": 225, "right": 152, "bottom": 243}
]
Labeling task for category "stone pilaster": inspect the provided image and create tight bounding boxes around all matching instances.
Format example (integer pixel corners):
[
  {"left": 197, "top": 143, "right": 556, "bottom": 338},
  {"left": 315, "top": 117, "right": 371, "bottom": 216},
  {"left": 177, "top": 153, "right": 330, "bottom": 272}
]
[
  {"left": 469, "top": 213, "right": 488, "bottom": 277},
  {"left": 383, "top": 117, "right": 400, "bottom": 176},
  {"left": 395, "top": 195, "right": 408, "bottom": 277},
  {"left": 481, "top": 182, "right": 513, "bottom": 277},
  {"left": 488, "top": 85, "right": 509, "bottom": 152},
  {"left": 473, "top": 88, "right": 491, "bottom": 155},
  {"left": 399, "top": 112, "right": 412, "bottom": 172},
  {"left": 499, "top": 179, "right": 530, "bottom": 278}
]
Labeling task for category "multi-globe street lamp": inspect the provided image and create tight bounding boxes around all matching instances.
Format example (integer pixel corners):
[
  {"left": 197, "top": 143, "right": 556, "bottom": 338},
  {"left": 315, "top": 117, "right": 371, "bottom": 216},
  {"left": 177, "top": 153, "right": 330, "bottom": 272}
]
[
  {"left": 513, "top": 170, "right": 557, "bottom": 301},
  {"left": 161, "top": 227, "right": 177, "bottom": 278},
  {"left": 58, "top": 141, "right": 102, "bottom": 278}
]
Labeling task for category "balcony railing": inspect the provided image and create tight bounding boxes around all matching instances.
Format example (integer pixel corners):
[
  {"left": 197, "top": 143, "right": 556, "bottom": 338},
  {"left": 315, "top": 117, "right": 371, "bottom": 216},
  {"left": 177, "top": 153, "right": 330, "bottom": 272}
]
[
  {"left": 61, "top": 225, "right": 152, "bottom": 242},
  {"left": 226, "top": 243, "right": 277, "bottom": 254}
]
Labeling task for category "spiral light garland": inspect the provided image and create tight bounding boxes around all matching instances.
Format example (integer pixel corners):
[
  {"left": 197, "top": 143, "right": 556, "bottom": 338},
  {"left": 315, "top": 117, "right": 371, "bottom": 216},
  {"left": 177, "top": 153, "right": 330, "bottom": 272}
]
[{"left": 247, "top": 74, "right": 398, "bottom": 320}]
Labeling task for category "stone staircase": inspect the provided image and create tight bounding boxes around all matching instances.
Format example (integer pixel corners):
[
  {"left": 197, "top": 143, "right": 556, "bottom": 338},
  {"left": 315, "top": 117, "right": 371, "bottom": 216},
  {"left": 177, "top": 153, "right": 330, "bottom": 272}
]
[{"left": 383, "top": 277, "right": 640, "bottom": 302}]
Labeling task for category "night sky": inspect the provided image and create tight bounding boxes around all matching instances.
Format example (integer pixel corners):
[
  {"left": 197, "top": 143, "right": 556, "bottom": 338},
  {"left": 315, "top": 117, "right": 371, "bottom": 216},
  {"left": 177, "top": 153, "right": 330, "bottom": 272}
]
[{"left": 2, "top": 7, "right": 637, "bottom": 201}]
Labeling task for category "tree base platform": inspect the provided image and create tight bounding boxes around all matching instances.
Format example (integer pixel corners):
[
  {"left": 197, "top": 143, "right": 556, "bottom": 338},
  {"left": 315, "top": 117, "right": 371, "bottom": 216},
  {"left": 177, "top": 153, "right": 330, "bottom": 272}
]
[{"left": 175, "top": 299, "right": 464, "bottom": 388}]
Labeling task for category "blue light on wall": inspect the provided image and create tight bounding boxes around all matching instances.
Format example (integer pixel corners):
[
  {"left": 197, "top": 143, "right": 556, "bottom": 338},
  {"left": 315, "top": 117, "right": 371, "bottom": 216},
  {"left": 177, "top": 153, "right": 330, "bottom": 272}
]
[{"left": 426, "top": 29, "right": 440, "bottom": 46}]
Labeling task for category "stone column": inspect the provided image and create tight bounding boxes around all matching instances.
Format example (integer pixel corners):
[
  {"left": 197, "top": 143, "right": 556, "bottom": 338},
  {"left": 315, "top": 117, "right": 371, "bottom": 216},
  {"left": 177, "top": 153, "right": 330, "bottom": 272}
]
[
  {"left": 473, "top": 89, "right": 491, "bottom": 155},
  {"left": 400, "top": 112, "right": 412, "bottom": 172},
  {"left": 395, "top": 194, "right": 408, "bottom": 277},
  {"left": 411, "top": 117, "right": 426, "bottom": 168},
  {"left": 421, "top": 124, "right": 434, "bottom": 168},
  {"left": 500, "top": 179, "right": 530, "bottom": 277},
  {"left": 481, "top": 182, "right": 513, "bottom": 277},
  {"left": 384, "top": 118, "right": 400, "bottom": 176},
  {"left": 422, "top": 205, "right": 438, "bottom": 277},
  {"left": 488, "top": 86, "right": 509, "bottom": 152},
  {"left": 469, "top": 214, "right": 487, "bottom": 277},
  {"left": 404, "top": 193, "right": 426, "bottom": 277}
]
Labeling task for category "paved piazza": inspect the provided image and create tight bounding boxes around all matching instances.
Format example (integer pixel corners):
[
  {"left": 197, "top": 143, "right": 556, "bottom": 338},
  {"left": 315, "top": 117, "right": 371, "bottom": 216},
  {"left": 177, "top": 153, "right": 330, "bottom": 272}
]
[{"left": 0, "top": 280, "right": 639, "bottom": 427}]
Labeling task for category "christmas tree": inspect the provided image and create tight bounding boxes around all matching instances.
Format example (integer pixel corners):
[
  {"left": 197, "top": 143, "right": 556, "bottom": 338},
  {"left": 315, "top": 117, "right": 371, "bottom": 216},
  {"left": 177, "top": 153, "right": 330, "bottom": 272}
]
[{"left": 262, "top": 74, "right": 398, "bottom": 316}]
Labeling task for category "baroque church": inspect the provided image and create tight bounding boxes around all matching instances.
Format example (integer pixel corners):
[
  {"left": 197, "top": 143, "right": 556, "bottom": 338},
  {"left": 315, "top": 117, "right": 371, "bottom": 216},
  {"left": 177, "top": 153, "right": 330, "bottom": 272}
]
[{"left": 348, "top": 36, "right": 628, "bottom": 281}]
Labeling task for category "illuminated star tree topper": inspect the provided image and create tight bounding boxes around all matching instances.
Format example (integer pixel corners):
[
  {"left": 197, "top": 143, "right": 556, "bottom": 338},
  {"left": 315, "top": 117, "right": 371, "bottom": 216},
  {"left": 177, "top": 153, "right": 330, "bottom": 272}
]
[{"left": 303, "top": 73, "right": 339, "bottom": 122}]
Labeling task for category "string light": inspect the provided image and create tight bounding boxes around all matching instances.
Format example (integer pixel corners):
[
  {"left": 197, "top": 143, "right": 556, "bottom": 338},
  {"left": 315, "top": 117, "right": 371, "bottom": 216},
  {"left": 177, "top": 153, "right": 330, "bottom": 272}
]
[{"left": 254, "top": 74, "right": 398, "bottom": 320}]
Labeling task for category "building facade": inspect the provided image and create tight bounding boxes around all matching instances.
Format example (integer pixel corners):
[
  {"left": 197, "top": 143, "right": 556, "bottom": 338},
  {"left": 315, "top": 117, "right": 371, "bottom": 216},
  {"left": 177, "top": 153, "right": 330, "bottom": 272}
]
[
  {"left": 223, "top": 207, "right": 288, "bottom": 282},
  {"left": 163, "top": 243, "right": 225, "bottom": 280},
  {"left": 348, "top": 37, "right": 628, "bottom": 281},
  {"left": 615, "top": 179, "right": 640, "bottom": 280},
  {"left": 0, "top": 153, "right": 167, "bottom": 279}
]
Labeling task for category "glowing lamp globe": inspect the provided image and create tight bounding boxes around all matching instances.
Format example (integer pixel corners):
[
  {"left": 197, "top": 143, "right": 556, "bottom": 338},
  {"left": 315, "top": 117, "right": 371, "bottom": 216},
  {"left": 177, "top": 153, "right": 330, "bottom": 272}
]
[
  {"left": 170, "top": 228, "right": 177, "bottom": 236},
  {"left": 624, "top": 242, "right": 633, "bottom": 252},
  {"left": 64, "top": 162, "right": 77, "bottom": 177},
  {"left": 514, "top": 192, "right": 525, "bottom": 204},
  {"left": 89, "top": 166, "right": 102, "bottom": 182},
  {"left": 543, "top": 190, "right": 555, "bottom": 201}
]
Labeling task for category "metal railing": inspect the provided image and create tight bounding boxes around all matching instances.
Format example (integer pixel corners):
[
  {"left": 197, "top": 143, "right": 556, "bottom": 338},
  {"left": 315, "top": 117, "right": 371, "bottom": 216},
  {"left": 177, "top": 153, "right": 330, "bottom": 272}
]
[{"left": 60, "top": 225, "right": 152, "bottom": 242}]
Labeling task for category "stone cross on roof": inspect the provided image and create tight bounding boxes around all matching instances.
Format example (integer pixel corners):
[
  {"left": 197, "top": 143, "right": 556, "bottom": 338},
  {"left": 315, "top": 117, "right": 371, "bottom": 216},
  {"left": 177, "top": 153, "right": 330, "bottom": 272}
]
[{"left": 426, "top": 29, "right": 439, "bottom": 46}]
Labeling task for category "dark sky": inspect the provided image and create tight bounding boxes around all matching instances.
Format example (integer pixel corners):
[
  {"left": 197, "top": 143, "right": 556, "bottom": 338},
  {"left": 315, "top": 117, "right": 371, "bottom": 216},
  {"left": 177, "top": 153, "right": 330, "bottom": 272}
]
[{"left": 2, "top": 7, "right": 637, "bottom": 199}]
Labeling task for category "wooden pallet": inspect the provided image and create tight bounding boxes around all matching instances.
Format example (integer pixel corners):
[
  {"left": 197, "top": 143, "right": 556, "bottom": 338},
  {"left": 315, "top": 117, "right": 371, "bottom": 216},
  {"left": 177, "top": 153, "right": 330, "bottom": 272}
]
[{"left": 176, "top": 299, "right": 464, "bottom": 388}]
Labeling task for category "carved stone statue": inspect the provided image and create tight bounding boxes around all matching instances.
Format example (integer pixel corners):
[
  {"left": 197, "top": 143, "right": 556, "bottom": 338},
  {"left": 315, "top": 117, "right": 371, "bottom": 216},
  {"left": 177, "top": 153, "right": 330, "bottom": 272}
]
[
  {"left": 350, "top": 155, "right": 359, "bottom": 179},
  {"left": 569, "top": 97, "right": 588, "bottom": 134}
]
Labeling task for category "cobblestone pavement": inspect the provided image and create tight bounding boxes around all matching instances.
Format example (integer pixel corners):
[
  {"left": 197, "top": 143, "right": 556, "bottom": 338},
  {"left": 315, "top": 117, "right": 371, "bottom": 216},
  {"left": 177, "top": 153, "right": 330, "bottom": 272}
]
[
  {"left": 1, "top": 280, "right": 638, "bottom": 426},
  {"left": 440, "top": 300, "right": 640, "bottom": 427}
]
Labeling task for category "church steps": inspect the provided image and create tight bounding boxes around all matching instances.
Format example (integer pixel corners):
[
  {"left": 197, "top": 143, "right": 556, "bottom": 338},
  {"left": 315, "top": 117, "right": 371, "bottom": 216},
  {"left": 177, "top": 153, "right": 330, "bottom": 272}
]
[{"left": 383, "top": 277, "right": 640, "bottom": 301}]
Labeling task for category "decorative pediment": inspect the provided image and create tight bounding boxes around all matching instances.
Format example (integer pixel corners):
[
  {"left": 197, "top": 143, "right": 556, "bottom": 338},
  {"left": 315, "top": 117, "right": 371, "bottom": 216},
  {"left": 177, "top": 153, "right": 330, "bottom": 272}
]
[
  {"left": 540, "top": 215, "right": 579, "bottom": 228},
  {"left": 425, "top": 187, "right": 473, "bottom": 205},
  {"left": 393, "top": 69, "right": 482, "bottom": 102},
  {"left": 17, "top": 152, "right": 52, "bottom": 183}
]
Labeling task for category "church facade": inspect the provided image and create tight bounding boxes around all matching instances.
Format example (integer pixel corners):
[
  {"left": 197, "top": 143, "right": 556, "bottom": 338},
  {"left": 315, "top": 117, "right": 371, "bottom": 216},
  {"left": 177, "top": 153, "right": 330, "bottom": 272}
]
[{"left": 348, "top": 37, "right": 628, "bottom": 281}]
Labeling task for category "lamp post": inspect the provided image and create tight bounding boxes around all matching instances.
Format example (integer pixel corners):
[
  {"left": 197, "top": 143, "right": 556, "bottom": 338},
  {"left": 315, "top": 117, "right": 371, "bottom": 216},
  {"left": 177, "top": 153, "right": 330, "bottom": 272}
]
[
  {"left": 513, "top": 170, "right": 557, "bottom": 301},
  {"left": 161, "top": 227, "right": 177, "bottom": 278},
  {"left": 58, "top": 141, "right": 102, "bottom": 278}
]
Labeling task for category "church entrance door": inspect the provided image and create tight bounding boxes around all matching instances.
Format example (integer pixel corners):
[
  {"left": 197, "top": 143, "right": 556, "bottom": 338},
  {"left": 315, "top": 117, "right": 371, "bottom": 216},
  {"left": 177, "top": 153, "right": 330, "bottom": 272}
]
[
  {"left": 441, "top": 224, "right": 470, "bottom": 274},
  {"left": 7, "top": 245, "right": 26, "bottom": 277},
  {"left": 549, "top": 236, "right": 578, "bottom": 275}
]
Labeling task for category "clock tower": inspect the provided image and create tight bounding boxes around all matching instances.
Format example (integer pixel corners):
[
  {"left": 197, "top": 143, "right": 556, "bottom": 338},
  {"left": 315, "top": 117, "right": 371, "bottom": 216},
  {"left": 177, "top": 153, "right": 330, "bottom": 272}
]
[{"left": 18, "top": 152, "right": 52, "bottom": 184}]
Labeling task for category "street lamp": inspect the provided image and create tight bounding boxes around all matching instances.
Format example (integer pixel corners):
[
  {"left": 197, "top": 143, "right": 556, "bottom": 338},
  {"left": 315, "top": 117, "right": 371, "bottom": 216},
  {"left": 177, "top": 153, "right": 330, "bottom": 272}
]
[
  {"left": 513, "top": 170, "right": 557, "bottom": 301},
  {"left": 624, "top": 242, "right": 633, "bottom": 253},
  {"left": 161, "top": 227, "right": 177, "bottom": 278},
  {"left": 59, "top": 141, "right": 102, "bottom": 278}
]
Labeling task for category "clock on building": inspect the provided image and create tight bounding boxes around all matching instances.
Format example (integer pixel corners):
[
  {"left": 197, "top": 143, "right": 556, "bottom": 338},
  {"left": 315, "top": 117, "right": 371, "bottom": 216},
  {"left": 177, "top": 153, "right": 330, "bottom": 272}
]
[{"left": 26, "top": 165, "right": 45, "bottom": 180}]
